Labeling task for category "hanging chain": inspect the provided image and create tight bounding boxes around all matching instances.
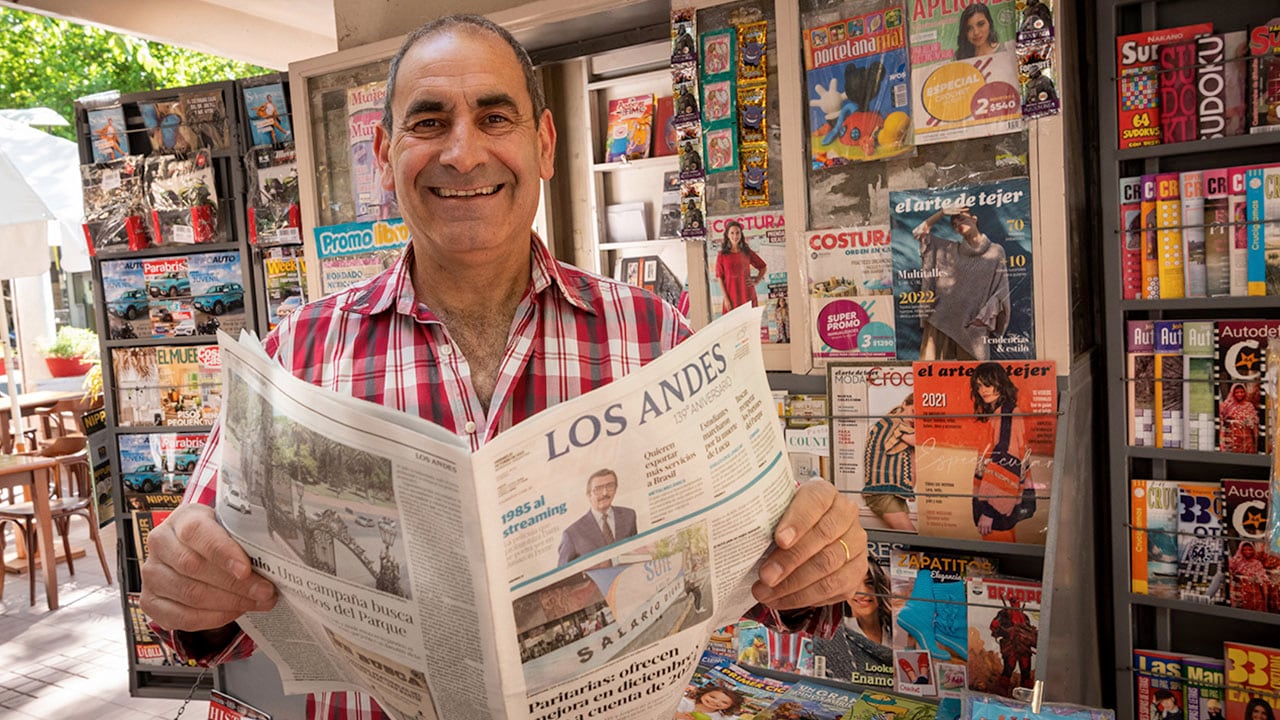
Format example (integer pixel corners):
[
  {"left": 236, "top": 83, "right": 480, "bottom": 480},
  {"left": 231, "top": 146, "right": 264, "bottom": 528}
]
[{"left": 172, "top": 663, "right": 211, "bottom": 720}]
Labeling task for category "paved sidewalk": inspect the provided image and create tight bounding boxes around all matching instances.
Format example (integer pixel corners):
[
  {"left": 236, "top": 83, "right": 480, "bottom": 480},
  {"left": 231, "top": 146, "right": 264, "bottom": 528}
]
[{"left": 0, "top": 521, "right": 205, "bottom": 720}]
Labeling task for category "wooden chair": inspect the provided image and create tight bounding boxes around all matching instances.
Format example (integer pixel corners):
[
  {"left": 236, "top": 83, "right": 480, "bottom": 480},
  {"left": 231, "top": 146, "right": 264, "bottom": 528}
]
[{"left": 0, "top": 435, "right": 112, "bottom": 605}]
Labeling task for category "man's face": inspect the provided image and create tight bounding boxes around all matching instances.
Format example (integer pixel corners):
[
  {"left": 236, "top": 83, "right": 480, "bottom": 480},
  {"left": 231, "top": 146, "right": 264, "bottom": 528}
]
[
  {"left": 375, "top": 29, "right": 556, "bottom": 267},
  {"left": 587, "top": 473, "right": 618, "bottom": 513}
]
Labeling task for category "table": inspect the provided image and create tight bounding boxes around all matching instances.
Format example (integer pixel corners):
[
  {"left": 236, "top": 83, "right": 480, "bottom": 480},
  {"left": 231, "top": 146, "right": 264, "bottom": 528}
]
[
  {"left": 0, "top": 454, "right": 61, "bottom": 609},
  {"left": 0, "top": 390, "right": 85, "bottom": 453}
]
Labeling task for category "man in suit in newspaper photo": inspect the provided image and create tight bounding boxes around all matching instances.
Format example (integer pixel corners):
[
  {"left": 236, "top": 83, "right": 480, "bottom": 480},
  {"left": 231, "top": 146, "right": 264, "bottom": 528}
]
[
  {"left": 557, "top": 468, "right": 637, "bottom": 566},
  {"left": 139, "top": 13, "right": 868, "bottom": 718}
]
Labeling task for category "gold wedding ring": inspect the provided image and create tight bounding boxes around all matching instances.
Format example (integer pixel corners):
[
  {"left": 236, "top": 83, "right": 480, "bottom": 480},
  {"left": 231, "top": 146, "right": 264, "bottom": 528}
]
[{"left": 838, "top": 538, "right": 851, "bottom": 563}]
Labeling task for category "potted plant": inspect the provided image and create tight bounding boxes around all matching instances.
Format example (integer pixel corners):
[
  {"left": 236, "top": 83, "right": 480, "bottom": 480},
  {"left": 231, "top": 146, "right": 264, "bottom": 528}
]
[{"left": 37, "top": 326, "right": 99, "bottom": 377}]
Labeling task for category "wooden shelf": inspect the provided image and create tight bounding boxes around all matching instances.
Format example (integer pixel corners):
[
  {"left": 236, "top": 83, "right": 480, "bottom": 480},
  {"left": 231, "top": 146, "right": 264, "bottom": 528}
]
[
  {"left": 598, "top": 238, "right": 686, "bottom": 251},
  {"left": 591, "top": 155, "right": 679, "bottom": 173}
]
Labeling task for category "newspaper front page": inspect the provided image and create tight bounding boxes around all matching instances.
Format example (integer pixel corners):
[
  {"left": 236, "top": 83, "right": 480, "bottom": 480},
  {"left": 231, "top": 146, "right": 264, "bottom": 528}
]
[{"left": 215, "top": 305, "right": 796, "bottom": 720}]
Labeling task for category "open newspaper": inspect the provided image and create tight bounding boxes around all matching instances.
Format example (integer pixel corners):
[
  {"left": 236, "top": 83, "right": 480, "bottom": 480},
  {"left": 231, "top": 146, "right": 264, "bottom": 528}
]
[{"left": 214, "top": 305, "right": 797, "bottom": 720}]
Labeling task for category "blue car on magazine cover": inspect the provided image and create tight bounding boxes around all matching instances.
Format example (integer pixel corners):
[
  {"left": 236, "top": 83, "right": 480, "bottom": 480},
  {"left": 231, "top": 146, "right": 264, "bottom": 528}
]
[
  {"left": 147, "top": 272, "right": 191, "bottom": 298},
  {"left": 193, "top": 282, "right": 244, "bottom": 315},
  {"left": 123, "top": 464, "right": 163, "bottom": 492},
  {"left": 108, "top": 289, "right": 150, "bottom": 320}
]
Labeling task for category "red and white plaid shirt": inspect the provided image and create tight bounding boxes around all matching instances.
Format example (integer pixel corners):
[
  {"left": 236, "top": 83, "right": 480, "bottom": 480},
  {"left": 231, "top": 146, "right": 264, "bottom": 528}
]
[{"left": 166, "top": 237, "right": 690, "bottom": 719}]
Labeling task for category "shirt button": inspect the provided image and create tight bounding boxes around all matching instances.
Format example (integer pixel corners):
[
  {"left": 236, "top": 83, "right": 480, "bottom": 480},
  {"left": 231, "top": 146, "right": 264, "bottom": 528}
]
[
  {"left": 464, "top": 421, "right": 477, "bottom": 434},
  {"left": 440, "top": 345, "right": 453, "bottom": 356}
]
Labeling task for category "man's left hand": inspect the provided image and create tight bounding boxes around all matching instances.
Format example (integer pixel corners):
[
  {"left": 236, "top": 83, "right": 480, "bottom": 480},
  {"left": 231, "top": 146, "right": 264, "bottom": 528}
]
[{"left": 752, "top": 480, "right": 868, "bottom": 610}]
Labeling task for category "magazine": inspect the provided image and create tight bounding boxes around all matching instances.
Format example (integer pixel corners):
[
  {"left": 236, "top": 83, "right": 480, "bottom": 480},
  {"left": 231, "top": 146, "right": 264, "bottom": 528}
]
[
  {"left": 603, "top": 94, "right": 655, "bottom": 162},
  {"left": 756, "top": 679, "right": 860, "bottom": 720},
  {"left": 1215, "top": 320, "right": 1280, "bottom": 454},
  {"left": 965, "top": 576, "right": 1040, "bottom": 697},
  {"left": 127, "top": 592, "right": 186, "bottom": 666},
  {"left": 119, "top": 432, "right": 209, "bottom": 510},
  {"left": 314, "top": 218, "right": 411, "bottom": 295},
  {"left": 706, "top": 210, "right": 788, "bottom": 343},
  {"left": 810, "top": 540, "right": 897, "bottom": 688},
  {"left": 131, "top": 508, "right": 173, "bottom": 561},
  {"left": 101, "top": 258, "right": 151, "bottom": 340},
  {"left": 262, "top": 245, "right": 307, "bottom": 331},
  {"left": 248, "top": 146, "right": 301, "bottom": 246},
  {"left": 82, "top": 406, "right": 115, "bottom": 527},
  {"left": 806, "top": 226, "right": 896, "bottom": 364},
  {"left": 81, "top": 156, "right": 151, "bottom": 254},
  {"left": 139, "top": 100, "right": 196, "bottom": 155},
  {"left": 145, "top": 150, "right": 221, "bottom": 245},
  {"left": 1134, "top": 650, "right": 1184, "bottom": 720},
  {"left": 86, "top": 105, "right": 130, "bottom": 163},
  {"left": 1224, "top": 642, "right": 1280, "bottom": 720},
  {"left": 889, "top": 178, "right": 1035, "bottom": 361},
  {"left": 889, "top": 548, "right": 998, "bottom": 679},
  {"left": 112, "top": 345, "right": 222, "bottom": 428},
  {"left": 801, "top": 0, "right": 913, "bottom": 167},
  {"left": 189, "top": 251, "right": 247, "bottom": 338},
  {"left": 1115, "top": 24, "right": 1214, "bottom": 149},
  {"left": 1175, "top": 481, "right": 1225, "bottom": 604},
  {"left": 912, "top": 360, "right": 1058, "bottom": 544},
  {"left": 347, "top": 81, "right": 398, "bottom": 222},
  {"left": 243, "top": 82, "right": 293, "bottom": 147},
  {"left": 1222, "top": 479, "right": 1275, "bottom": 612},
  {"left": 676, "top": 653, "right": 791, "bottom": 719},
  {"left": 907, "top": 0, "right": 1023, "bottom": 145},
  {"left": 828, "top": 364, "right": 917, "bottom": 533},
  {"left": 216, "top": 305, "right": 800, "bottom": 720},
  {"left": 180, "top": 90, "right": 231, "bottom": 150}
]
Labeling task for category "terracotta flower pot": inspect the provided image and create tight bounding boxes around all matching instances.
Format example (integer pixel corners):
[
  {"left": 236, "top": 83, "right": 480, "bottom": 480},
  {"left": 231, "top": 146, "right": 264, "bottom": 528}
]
[{"left": 45, "top": 356, "right": 93, "bottom": 377}]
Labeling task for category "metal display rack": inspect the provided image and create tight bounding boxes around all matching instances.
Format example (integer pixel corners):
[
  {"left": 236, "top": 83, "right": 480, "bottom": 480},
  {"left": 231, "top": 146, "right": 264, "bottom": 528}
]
[
  {"left": 1095, "top": 1, "right": 1280, "bottom": 718},
  {"left": 74, "top": 76, "right": 293, "bottom": 699}
]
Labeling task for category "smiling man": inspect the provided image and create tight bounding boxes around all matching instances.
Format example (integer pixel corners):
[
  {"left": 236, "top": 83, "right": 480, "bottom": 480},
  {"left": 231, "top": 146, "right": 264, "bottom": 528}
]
[{"left": 140, "top": 15, "right": 867, "bottom": 720}]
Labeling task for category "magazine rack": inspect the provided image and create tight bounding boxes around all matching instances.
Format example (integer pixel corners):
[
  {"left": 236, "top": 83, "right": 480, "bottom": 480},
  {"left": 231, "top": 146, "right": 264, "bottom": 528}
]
[
  {"left": 1096, "top": 2, "right": 1280, "bottom": 719},
  {"left": 75, "top": 76, "right": 290, "bottom": 700}
]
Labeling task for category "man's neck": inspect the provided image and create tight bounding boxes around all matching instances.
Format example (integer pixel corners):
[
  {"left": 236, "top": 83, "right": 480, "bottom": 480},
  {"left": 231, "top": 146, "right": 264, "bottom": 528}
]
[{"left": 409, "top": 238, "right": 533, "bottom": 412}]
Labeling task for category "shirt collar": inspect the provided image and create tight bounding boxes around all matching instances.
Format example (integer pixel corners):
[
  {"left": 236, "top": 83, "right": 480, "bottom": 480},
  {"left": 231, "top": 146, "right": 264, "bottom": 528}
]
[{"left": 339, "top": 233, "right": 596, "bottom": 319}]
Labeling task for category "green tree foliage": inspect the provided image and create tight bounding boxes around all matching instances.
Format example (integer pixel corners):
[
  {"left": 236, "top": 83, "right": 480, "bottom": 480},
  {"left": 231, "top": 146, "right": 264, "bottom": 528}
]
[{"left": 0, "top": 8, "right": 268, "bottom": 139}]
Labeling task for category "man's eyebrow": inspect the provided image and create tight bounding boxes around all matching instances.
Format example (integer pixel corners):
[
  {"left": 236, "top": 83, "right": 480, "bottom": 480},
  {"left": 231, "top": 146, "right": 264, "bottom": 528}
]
[
  {"left": 476, "top": 93, "right": 522, "bottom": 113},
  {"left": 401, "top": 98, "right": 446, "bottom": 120}
]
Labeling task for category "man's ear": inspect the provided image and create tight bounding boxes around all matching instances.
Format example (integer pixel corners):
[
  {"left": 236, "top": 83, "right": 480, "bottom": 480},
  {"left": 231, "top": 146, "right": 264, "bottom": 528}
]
[
  {"left": 538, "top": 109, "right": 557, "bottom": 181},
  {"left": 374, "top": 123, "right": 395, "bottom": 192}
]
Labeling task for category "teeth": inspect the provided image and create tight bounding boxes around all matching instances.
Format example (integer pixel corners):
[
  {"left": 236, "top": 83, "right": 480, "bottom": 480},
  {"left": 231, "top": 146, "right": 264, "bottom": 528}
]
[{"left": 435, "top": 185, "right": 499, "bottom": 198}]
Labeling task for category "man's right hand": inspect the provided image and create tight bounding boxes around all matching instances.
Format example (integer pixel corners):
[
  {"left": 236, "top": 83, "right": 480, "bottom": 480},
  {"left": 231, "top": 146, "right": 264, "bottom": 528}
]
[{"left": 140, "top": 503, "right": 277, "bottom": 631}]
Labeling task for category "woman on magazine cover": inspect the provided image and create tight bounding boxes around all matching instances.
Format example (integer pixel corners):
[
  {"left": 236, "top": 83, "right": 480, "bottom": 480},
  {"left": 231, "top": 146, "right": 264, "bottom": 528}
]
[
  {"left": 715, "top": 220, "right": 768, "bottom": 313},
  {"left": 1219, "top": 383, "right": 1259, "bottom": 454},
  {"left": 970, "top": 362, "right": 1034, "bottom": 542},
  {"left": 955, "top": 3, "right": 1012, "bottom": 59},
  {"left": 912, "top": 206, "right": 1011, "bottom": 361},
  {"left": 814, "top": 560, "right": 894, "bottom": 682}
]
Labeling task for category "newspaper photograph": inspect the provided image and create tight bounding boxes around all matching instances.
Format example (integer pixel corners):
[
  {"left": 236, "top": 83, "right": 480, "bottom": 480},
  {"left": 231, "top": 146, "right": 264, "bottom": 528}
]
[{"left": 214, "top": 305, "right": 797, "bottom": 720}]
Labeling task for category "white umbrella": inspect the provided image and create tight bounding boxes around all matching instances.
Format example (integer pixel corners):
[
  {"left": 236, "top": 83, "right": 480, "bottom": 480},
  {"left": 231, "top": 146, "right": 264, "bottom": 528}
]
[{"left": 0, "top": 116, "right": 85, "bottom": 449}]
